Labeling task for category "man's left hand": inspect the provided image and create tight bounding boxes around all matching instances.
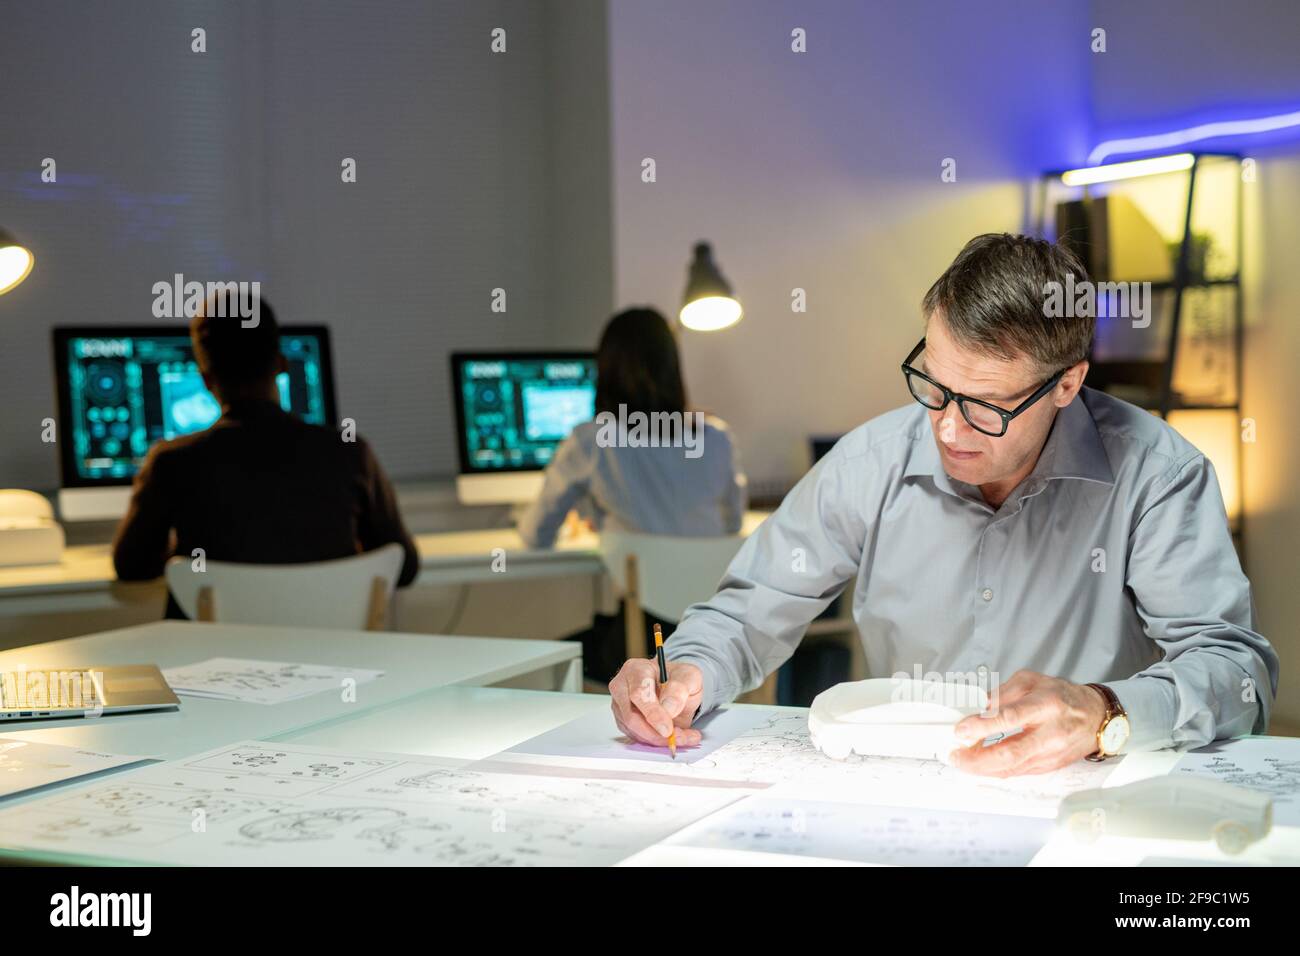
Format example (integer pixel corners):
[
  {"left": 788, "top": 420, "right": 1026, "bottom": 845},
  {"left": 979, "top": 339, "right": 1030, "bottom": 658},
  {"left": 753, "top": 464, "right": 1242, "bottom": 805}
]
[{"left": 948, "top": 670, "right": 1108, "bottom": 776}]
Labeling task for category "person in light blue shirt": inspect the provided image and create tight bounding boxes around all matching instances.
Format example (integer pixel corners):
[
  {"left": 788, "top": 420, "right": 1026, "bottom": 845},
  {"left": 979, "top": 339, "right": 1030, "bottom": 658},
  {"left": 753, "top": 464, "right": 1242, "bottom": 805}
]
[
  {"left": 519, "top": 307, "right": 747, "bottom": 679},
  {"left": 609, "top": 234, "right": 1279, "bottom": 776}
]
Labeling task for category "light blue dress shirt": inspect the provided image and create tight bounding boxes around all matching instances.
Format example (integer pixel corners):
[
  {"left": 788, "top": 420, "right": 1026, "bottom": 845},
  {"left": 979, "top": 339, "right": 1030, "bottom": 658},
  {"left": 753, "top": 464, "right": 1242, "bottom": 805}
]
[
  {"left": 667, "top": 387, "right": 1278, "bottom": 753},
  {"left": 518, "top": 416, "right": 746, "bottom": 548}
]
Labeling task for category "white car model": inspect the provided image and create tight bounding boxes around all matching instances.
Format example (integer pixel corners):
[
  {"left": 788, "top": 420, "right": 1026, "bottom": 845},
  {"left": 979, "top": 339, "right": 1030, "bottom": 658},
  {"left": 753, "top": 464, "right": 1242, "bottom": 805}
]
[{"left": 1058, "top": 775, "right": 1272, "bottom": 855}]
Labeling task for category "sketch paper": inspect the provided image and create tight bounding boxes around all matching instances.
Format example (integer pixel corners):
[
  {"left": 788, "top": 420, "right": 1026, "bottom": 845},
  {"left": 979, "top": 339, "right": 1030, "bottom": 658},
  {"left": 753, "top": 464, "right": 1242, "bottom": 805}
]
[
  {"left": 161, "top": 658, "right": 383, "bottom": 705},
  {"left": 0, "top": 741, "right": 746, "bottom": 866},
  {"left": 0, "top": 739, "right": 150, "bottom": 799},
  {"left": 507, "top": 705, "right": 770, "bottom": 764},
  {"left": 1173, "top": 737, "right": 1300, "bottom": 827},
  {"left": 668, "top": 795, "right": 1054, "bottom": 866},
  {"left": 495, "top": 710, "right": 1120, "bottom": 817}
]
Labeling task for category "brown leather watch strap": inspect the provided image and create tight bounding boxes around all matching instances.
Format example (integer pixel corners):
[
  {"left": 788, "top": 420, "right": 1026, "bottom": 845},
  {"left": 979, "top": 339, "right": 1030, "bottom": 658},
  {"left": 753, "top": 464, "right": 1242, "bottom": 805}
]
[{"left": 1086, "top": 682, "right": 1124, "bottom": 718}]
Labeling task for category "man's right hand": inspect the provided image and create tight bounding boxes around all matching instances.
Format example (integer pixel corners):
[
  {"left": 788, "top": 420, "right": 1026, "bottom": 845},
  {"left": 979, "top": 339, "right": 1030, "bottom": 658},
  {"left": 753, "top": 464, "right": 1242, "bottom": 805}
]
[{"left": 608, "top": 658, "right": 704, "bottom": 749}]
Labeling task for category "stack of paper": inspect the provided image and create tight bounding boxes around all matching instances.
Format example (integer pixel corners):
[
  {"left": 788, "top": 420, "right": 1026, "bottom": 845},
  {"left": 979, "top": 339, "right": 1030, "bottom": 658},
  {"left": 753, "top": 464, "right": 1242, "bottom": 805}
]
[{"left": 161, "top": 658, "right": 384, "bottom": 705}]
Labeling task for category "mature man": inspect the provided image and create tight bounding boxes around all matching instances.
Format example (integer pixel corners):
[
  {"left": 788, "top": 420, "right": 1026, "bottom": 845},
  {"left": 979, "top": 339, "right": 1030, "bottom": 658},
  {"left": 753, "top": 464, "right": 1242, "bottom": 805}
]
[
  {"left": 113, "top": 293, "right": 419, "bottom": 615},
  {"left": 609, "top": 233, "right": 1278, "bottom": 776}
]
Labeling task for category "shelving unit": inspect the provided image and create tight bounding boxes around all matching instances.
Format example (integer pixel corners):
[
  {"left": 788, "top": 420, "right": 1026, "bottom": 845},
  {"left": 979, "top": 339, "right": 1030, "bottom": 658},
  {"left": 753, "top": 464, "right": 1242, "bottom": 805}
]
[{"left": 1035, "top": 152, "right": 1245, "bottom": 555}]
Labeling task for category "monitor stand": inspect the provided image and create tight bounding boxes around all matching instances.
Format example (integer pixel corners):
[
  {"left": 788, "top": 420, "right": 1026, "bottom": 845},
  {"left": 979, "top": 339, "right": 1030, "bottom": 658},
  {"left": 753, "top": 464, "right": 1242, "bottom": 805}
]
[
  {"left": 57, "top": 487, "right": 132, "bottom": 522},
  {"left": 454, "top": 472, "right": 545, "bottom": 506}
]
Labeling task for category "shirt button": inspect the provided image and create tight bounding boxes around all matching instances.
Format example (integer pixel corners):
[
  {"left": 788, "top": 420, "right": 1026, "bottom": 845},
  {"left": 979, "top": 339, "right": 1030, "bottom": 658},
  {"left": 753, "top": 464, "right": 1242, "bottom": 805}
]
[{"left": 981, "top": 588, "right": 994, "bottom": 602}]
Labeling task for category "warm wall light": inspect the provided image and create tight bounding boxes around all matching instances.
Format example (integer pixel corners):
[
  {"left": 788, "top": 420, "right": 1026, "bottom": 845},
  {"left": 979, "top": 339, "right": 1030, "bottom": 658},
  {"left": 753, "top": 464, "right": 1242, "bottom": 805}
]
[
  {"left": 0, "top": 229, "right": 35, "bottom": 295},
  {"left": 1167, "top": 409, "right": 1241, "bottom": 525},
  {"left": 680, "top": 241, "right": 742, "bottom": 331},
  {"left": 1060, "top": 153, "right": 1195, "bottom": 187}
]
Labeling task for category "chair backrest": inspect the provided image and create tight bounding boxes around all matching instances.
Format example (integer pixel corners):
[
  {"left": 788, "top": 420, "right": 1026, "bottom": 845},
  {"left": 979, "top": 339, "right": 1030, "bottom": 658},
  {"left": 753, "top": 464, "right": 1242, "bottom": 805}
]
[
  {"left": 164, "top": 544, "right": 406, "bottom": 631},
  {"left": 0, "top": 490, "right": 55, "bottom": 521},
  {"left": 601, "top": 530, "right": 744, "bottom": 623}
]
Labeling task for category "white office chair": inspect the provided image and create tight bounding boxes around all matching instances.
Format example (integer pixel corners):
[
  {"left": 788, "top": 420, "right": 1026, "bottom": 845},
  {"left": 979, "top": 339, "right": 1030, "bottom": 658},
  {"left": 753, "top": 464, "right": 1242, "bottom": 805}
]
[
  {"left": 164, "top": 544, "right": 406, "bottom": 631},
  {"left": 600, "top": 531, "right": 776, "bottom": 703}
]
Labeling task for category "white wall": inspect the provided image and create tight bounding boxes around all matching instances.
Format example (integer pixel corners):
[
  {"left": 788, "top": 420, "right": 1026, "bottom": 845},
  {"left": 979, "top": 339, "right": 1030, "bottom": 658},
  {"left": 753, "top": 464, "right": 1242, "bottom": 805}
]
[
  {"left": 608, "top": 0, "right": 1093, "bottom": 485},
  {"left": 0, "top": 0, "right": 613, "bottom": 488}
]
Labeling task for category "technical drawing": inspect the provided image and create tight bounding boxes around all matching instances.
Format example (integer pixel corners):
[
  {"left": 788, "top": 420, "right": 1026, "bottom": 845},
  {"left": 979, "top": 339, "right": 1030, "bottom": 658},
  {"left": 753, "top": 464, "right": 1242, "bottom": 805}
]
[{"left": 238, "top": 807, "right": 405, "bottom": 842}]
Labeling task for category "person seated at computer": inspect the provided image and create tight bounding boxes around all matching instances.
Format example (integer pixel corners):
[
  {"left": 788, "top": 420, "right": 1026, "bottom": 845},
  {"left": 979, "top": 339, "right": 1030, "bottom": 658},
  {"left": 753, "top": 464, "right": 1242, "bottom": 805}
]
[
  {"left": 518, "top": 307, "right": 746, "bottom": 679},
  {"left": 113, "top": 293, "right": 419, "bottom": 617}
]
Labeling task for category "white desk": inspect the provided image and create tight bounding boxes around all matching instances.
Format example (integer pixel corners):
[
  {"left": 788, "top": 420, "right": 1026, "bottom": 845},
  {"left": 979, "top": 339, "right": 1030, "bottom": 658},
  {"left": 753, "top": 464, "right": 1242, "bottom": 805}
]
[
  {"left": 1, "top": 684, "right": 1296, "bottom": 866},
  {"left": 279, "top": 683, "right": 613, "bottom": 758},
  {"left": 0, "top": 511, "right": 771, "bottom": 614},
  {"left": 0, "top": 622, "right": 580, "bottom": 762},
  {"left": 284, "top": 687, "right": 1300, "bottom": 867}
]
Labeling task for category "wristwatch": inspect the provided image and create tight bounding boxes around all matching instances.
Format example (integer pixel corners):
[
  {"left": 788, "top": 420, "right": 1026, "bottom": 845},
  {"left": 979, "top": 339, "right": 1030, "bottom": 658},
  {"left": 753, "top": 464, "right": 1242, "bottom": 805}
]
[{"left": 1084, "top": 682, "right": 1130, "bottom": 761}]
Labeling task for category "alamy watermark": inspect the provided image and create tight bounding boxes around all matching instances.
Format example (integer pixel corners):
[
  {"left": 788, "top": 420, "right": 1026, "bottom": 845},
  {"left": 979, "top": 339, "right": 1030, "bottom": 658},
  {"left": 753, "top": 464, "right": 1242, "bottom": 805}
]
[
  {"left": 889, "top": 665, "right": 1000, "bottom": 713},
  {"left": 595, "top": 404, "right": 705, "bottom": 459},
  {"left": 150, "top": 274, "right": 261, "bottom": 327},
  {"left": 2, "top": 667, "right": 104, "bottom": 717},
  {"left": 1043, "top": 273, "right": 1152, "bottom": 329},
  {"left": 49, "top": 885, "right": 151, "bottom": 936}
]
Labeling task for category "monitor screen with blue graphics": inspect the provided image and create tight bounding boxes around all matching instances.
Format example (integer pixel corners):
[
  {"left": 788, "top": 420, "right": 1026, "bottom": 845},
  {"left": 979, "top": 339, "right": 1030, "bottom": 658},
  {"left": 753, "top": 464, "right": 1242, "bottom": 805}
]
[
  {"left": 451, "top": 352, "right": 596, "bottom": 474},
  {"left": 53, "top": 325, "right": 336, "bottom": 486}
]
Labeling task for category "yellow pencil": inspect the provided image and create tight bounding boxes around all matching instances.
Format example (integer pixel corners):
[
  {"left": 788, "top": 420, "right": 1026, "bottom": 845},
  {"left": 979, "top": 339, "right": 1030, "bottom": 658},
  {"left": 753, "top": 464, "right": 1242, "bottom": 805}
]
[{"left": 653, "top": 623, "right": 677, "bottom": 759}]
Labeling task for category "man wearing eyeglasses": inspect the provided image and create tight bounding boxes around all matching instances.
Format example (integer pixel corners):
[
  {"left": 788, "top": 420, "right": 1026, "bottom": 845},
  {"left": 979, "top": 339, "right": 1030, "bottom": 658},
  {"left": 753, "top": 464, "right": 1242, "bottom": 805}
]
[{"left": 608, "top": 232, "right": 1277, "bottom": 776}]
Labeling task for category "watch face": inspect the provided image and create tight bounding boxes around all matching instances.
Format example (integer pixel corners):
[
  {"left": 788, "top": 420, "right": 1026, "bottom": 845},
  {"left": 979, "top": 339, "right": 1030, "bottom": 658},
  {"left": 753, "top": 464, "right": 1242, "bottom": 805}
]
[{"left": 1101, "top": 715, "right": 1131, "bottom": 754}]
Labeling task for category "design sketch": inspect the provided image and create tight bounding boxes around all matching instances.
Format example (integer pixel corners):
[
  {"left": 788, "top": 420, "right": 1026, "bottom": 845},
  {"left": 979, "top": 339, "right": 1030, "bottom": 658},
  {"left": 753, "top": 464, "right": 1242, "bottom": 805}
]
[
  {"left": 679, "top": 712, "right": 1118, "bottom": 817},
  {"left": 239, "top": 807, "right": 405, "bottom": 842},
  {"left": 0, "top": 740, "right": 742, "bottom": 866},
  {"left": 672, "top": 796, "right": 1054, "bottom": 866},
  {"left": 161, "top": 658, "right": 384, "bottom": 705},
  {"left": 1175, "top": 742, "right": 1300, "bottom": 827}
]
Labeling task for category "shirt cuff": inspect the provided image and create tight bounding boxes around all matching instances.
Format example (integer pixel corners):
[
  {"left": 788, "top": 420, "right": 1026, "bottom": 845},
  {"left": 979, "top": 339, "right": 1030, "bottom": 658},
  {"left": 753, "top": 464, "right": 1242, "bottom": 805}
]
[
  {"left": 1103, "top": 677, "right": 1178, "bottom": 753},
  {"left": 665, "top": 652, "right": 735, "bottom": 718}
]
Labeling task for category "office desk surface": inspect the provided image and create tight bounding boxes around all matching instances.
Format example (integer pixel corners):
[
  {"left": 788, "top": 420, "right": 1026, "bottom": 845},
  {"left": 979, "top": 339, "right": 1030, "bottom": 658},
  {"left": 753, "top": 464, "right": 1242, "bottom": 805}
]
[
  {"left": 0, "top": 621, "right": 579, "bottom": 761},
  {"left": 0, "top": 511, "right": 771, "bottom": 603},
  {"left": 281, "top": 687, "right": 1300, "bottom": 867},
  {"left": 279, "top": 683, "right": 619, "bottom": 758},
  {"left": 1, "top": 684, "right": 1296, "bottom": 866}
]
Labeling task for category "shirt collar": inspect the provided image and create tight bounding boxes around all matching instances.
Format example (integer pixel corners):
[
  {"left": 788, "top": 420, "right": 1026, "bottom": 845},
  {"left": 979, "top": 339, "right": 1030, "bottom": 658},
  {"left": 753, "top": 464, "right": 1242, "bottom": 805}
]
[{"left": 903, "top": 390, "right": 1115, "bottom": 490}]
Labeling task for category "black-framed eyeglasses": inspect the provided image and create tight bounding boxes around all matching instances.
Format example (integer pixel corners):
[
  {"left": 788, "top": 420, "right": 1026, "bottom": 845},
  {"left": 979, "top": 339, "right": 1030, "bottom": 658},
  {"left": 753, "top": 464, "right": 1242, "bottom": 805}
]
[{"left": 900, "top": 337, "right": 1066, "bottom": 438}]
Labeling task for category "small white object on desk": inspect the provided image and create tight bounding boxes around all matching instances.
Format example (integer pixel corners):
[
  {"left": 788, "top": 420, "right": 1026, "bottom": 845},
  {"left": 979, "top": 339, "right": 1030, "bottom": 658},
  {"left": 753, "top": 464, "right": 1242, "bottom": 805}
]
[
  {"left": 808, "top": 677, "right": 988, "bottom": 761},
  {"left": 1058, "top": 775, "right": 1273, "bottom": 855},
  {"left": 0, "top": 490, "right": 65, "bottom": 567}
]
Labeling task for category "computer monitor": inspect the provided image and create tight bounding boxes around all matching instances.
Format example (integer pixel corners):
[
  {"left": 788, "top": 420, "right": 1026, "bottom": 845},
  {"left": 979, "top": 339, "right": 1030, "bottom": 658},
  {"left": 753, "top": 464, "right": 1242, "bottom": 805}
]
[
  {"left": 52, "top": 325, "right": 336, "bottom": 520},
  {"left": 450, "top": 351, "right": 597, "bottom": 504}
]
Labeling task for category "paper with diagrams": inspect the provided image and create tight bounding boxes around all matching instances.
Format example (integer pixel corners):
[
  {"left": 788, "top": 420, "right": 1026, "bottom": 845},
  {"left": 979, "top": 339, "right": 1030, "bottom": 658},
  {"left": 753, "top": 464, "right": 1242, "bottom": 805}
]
[
  {"left": 161, "top": 658, "right": 384, "bottom": 705},
  {"left": 0, "top": 740, "right": 745, "bottom": 866},
  {"left": 507, "top": 704, "right": 770, "bottom": 764},
  {"left": 494, "top": 710, "right": 1121, "bottom": 819},
  {"left": 1174, "top": 737, "right": 1300, "bottom": 827},
  {"left": 0, "top": 738, "right": 151, "bottom": 799}
]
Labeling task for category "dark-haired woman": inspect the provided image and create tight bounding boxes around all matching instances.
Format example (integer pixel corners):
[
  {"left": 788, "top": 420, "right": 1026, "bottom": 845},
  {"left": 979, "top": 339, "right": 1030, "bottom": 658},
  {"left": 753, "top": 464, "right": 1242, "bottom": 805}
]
[{"left": 518, "top": 307, "right": 746, "bottom": 680}]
